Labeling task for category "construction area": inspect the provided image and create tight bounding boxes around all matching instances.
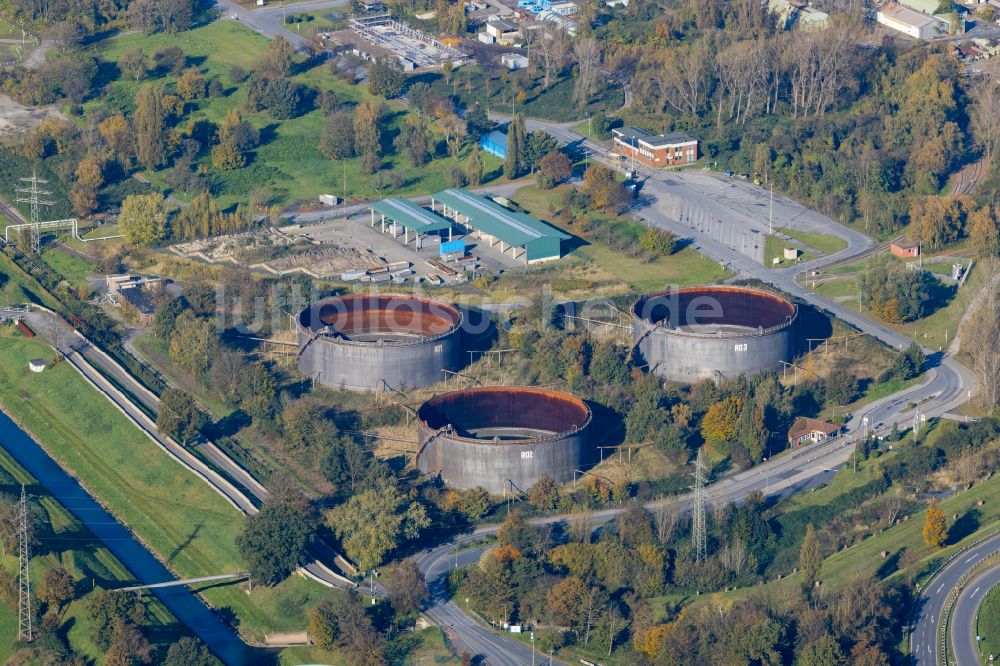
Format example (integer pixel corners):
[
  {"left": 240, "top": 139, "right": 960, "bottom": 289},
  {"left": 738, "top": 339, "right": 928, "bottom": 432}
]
[{"left": 337, "top": 14, "right": 470, "bottom": 70}]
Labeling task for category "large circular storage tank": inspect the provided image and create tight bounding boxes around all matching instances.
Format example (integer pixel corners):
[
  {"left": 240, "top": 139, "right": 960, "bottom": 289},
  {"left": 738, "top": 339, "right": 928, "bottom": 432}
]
[
  {"left": 297, "top": 294, "right": 463, "bottom": 392},
  {"left": 416, "top": 386, "right": 592, "bottom": 494},
  {"left": 632, "top": 285, "right": 797, "bottom": 383}
]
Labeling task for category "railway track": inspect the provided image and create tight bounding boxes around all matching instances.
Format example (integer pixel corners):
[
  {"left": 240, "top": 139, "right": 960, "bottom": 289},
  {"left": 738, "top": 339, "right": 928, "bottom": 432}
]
[
  {"left": 816, "top": 233, "right": 907, "bottom": 272},
  {"left": 952, "top": 155, "right": 985, "bottom": 196}
]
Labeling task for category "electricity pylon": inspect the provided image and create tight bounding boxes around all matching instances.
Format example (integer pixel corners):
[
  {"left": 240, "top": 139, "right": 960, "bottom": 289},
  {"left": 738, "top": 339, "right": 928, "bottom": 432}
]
[
  {"left": 17, "top": 484, "right": 32, "bottom": 642},
  {"left": 15, "top": 171, "right": 53, "bottom": 255},
  {"left": 692, "top": 449, "right": 708, "bottom": 563}
]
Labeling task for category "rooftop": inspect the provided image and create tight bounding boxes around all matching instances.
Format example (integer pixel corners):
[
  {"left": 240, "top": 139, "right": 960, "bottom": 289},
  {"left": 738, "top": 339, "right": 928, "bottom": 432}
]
[
  {"left": 371, "top": 198, "right": 452, "bottom": 234},
  {"left": 433, "top": 189, "right": 570, "bottom": 248},
  {"left": 612, "top": 126, "right": 697, "bottom": 147},
  {"left": 878, "top": 2, "right": 946, "bottom": 28},
  {"left": 788, "top": 417, "right": 840, "bottom": 440}
]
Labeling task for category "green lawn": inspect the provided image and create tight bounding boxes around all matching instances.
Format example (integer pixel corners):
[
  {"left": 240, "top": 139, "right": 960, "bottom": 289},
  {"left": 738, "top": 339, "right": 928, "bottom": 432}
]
[
  {"left": 764, "top": 234, "right": 814, "bottom": 267},
  {"left": 0, "top": 329, "right": 334, "bottom": 645},
  {"left": 977, "top": 584, "right": 1000, "bottom": 664},
  {"left": 782, "top": 229, "right": 848, "bottom": 256},
  {"left": 40, "top": 247, "right": 94, "bottom": 295},
  {"left": 89, "top": 22, "right": 505, "bottom": 210},
  {"left": 512, "top": 184, "right": 729, "bottom": 292}
]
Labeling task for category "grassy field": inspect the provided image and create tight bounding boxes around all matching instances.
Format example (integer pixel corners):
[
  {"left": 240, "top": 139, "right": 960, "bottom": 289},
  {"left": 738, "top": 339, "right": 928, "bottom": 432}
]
[
  {"left": 0, "top": 251, "right": 56, "bottom": 309},
  {"left": 783, "top": 229, "right": 848, "bottom": 256},
  {"left": 977, "top": 584, "right": 1000, "bottom": 664},
  {"left": 0, "top": 328, "right": 340, "bottom": 648},
  {"left": 89, "top": 22, "right": 505, "bottom": 211},
  {"left": 40, "top": 247, "right": 94, "bottom": 294},
  {"left": 512, "top": 184, "right": 729, "bottom": 293}
]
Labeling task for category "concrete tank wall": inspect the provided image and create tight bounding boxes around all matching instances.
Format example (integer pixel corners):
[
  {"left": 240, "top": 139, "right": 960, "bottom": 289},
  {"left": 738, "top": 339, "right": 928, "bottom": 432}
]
[
  {"left": 415, "top": 387, "right": 592, "bottom": 493},
  {"left": 633, "top": 286, "right": 797, "bottom": 383},
  {"left": 297, "top": 295, "right": 463, "bottom": 392}
]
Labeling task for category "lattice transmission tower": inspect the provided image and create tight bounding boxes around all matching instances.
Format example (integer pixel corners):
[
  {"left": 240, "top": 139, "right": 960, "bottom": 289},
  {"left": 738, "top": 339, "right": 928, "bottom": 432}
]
[
  {"left": 691, "top": 448, "right": 708, "bottom": 562},
  {"left": 17, "top": 484, "right": 32, "bottom": 642},
  {"left": 15, "top": 171, "right": 53, "bottom": 255}
]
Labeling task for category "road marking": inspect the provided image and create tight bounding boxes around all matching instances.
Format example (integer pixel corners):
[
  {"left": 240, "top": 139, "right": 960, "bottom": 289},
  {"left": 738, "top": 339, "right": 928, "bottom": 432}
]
[
  {"left": 964, "top": 553, "right": 979, "bottom": 563},
  {"left": 937, "top": 583, "right": 945, "bottom": 594},
  {"left": 972, "top": 586, "right": 982, "bottom": 598}
]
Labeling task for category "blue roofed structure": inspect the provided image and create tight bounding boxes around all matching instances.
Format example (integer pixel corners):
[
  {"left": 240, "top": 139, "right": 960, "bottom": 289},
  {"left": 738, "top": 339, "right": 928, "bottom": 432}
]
[
  {"left": 480, "top": 130, "right": 508, "bottom": 159},
  {"left": 430, "top": 189, "right": 570, "bottom": 263}
]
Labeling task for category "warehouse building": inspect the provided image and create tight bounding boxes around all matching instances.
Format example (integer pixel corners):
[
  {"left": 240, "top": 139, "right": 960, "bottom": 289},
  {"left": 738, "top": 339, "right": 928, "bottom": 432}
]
[
  {"left": 612, "top": 127, "right": 698, "bottom": 168},
  {"left": 875, "top": 3, "right": 949, "bottom": 39},
  {"left": 430, "top": 189, "right": 570, "bottom": 263},
  {"left": 369, "top": 198, "right": 453, "bottom": 249}
]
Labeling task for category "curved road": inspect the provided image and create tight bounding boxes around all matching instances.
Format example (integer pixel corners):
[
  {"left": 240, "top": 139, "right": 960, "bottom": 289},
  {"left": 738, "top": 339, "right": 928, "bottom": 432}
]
[
  {"left": 912, "top": 533, "right": 1000, "bottom": 666},
  {"left": 955, "top": 563, "right": 1000, "bottom": 665}
]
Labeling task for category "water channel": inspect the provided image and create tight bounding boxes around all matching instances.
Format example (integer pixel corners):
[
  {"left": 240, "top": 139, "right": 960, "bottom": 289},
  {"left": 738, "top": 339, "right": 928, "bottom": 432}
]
[{"left": 0, "top": 409, "right": 247, "bottom": 665}]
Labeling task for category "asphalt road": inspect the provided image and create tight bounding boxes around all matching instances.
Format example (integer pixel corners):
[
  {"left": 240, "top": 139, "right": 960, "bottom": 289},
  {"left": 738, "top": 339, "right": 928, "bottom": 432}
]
[
  {"left": 911, "top": 532, "right": 1000, "bottom": 666},
  {"left": 214, "top": 0, "right": 347, "bottom": 50},
  {"left": 954, "top": 564, "right": 1000, "bottom": 665}
]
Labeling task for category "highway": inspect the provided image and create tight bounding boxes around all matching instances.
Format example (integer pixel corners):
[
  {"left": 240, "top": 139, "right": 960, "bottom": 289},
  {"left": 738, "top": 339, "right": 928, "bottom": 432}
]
[
  {"left": 953, "top": 562, "right": 1000, "bottom": 665},
  {"left": 911, "top": 532, "right": 1000, "bottom": 666}
]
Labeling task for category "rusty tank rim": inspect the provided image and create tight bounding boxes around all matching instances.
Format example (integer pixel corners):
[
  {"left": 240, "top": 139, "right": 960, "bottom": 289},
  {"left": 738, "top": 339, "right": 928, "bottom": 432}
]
[
  {"left": 297, "top": 293, "right": 463, "bottom": 348},
  {"left": 633, "top": 285, "right": 798, "bottom": 339},
  {"left": 417, "top": 386, "right": 592, "bottom": 446}
]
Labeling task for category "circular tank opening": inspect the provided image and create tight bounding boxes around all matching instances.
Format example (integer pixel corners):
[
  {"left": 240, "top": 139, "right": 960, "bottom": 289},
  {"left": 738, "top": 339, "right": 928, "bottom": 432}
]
[
  {"left": 300, "top": 294, "right": 462, "bottom": 342},
  {"left": 418, "top": 387, "right": 591, "bottom": 443},
  {"left": 634, "top": 286, "right": 796, "bottom": 334}
]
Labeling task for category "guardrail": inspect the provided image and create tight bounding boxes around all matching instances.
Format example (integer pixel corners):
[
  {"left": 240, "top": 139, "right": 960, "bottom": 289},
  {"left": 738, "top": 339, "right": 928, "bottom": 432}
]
[
  {"left": 907, "top": 525, "right": 1000, "bottom": 665},
  {"left": 939, "top": 544, "right": 1000, "bottom": 665}
]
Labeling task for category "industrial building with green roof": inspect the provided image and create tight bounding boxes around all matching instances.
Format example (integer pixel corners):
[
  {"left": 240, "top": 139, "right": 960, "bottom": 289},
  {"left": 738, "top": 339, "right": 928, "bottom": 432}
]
[
  {"left": 369, "top": 197, "right": 454, "bottom": 249},
  {"left": 430, "top": 189, "right": 570, "bottom": 263}
]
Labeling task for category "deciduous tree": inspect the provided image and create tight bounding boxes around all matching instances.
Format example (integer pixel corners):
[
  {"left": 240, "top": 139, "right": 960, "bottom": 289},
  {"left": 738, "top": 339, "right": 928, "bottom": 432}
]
[
  {"left": 119, "top": 193, "right": 168, "bottom": 247},
  {"left": 922, "top": 501, "right": 947, "bottom": 547},
  {"left": 236, "top": 501, "right": 315, "bottom": 585}
]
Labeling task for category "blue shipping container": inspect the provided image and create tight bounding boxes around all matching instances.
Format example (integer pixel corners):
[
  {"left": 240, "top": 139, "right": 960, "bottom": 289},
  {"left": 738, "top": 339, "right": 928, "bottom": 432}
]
[{"left": 440, "top": 240, "right": 466, "bottom": 257}]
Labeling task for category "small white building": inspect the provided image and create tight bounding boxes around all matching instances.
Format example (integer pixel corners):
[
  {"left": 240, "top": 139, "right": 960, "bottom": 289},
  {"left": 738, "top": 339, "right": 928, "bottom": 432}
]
[
  {"left": 876, "top": 2, "right": 950, "bottom": 39},
  {"left": 501, "top": 53, "right": 529, "bottom": 70},
  {"left": 28, "top": 359, "right": 46, "bottom": 373}
]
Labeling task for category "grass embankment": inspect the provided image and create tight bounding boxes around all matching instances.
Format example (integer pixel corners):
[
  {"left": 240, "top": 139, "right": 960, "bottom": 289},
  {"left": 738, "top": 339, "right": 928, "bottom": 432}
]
[
  {"left": 0, "top": 442, "right": 184, "bottom": 662},
  {"left": 89, "top": 22, "right": 504, "bottom": 210},
  {"left": 813, "top": 256, "right": 991, "bottom": 352},
  {"left": 40, "top": 248, "right": 94, "bottom": 294},
  {"left": 0, "top": 329, "right": 329, "bottom": 646},
  {"left": 977, "top": 584, "right": 1000, "bottom": 664},
  {"left": 512, "top": 184, "right": 729, "bottom": 293}
]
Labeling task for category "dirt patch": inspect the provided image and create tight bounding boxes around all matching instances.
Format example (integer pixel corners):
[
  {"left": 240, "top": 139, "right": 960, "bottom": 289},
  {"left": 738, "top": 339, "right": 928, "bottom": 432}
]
[{"left": 0, "top": 93, "right": 62, "bottom": 137}]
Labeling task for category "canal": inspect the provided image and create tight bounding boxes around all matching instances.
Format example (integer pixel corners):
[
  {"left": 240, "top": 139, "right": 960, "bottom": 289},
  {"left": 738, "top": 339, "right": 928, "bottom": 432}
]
[{"left": 0, "top": 409, "right": 248, "bottom": 665}]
